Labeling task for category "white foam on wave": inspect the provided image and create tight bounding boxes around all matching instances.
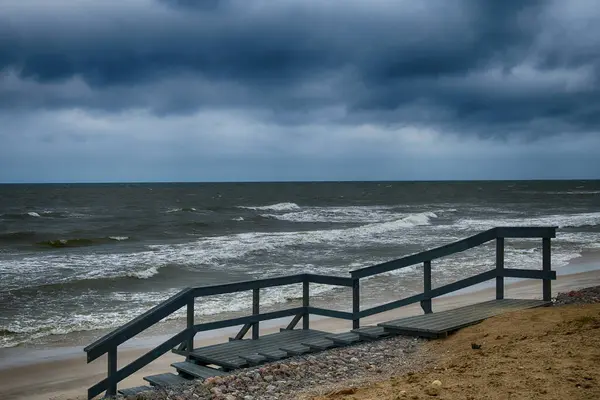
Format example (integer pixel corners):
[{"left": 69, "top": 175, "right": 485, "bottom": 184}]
[
  {"left": 232, "top": 217, "right": 245, "bottom": 221},
  {"left": 263, "top": 206, "right": 396, "bottom": 223},
  {"left": 166, "top": 207, "right": 197, "bottom": 213},
  {"left": 126, "top": 266, "right": 160, "bottom": 279},
  {"left": 241, "top": 202, "right": 301, "bottom": 212},
  {"left": 454, "top": 211, "right": 600, "bottom": 230},
  {"left": 27, "top": 212, "right": 41, "bottom": 217},
  {"left": 109, "top": 236, "right": 130, "bottom": 241},
  {"left": 1, "top": 211, "right": 439, "bottom": 291}
]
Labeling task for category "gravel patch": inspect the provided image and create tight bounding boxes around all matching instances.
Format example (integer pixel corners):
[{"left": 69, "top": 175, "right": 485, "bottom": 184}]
[
  {"left": 127, "top": 335, "right": 427, "bottom": 400},
  {"left": 554, "top": 285, "right": 600, "bottom": 306}
]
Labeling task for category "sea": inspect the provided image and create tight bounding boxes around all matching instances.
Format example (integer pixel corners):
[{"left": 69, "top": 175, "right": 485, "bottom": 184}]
[{"left": 1, "top": 180, "right": 599, "bottom": 349}]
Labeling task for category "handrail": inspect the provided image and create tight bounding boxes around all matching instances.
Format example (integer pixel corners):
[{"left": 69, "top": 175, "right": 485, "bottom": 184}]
[
  {"left": 85, "top": 226, "right": 557, "bottom": 399},
  {"left": 350, "top": 226, "right": 557, "bottom": 279}
]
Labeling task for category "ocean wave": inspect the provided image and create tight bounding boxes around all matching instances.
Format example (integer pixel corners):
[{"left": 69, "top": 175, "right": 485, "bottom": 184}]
[
  {"left": 166, "top": 207, "right": 198, "bottom": 213},
  {"left": 125, "top": 266, "right": 160, "bottom": 279},
  {"left": 454, "top": 211, "right": 600, "bottom": 230},
  {"left": 0, "top": 231, "right": 38, "bottom": 243},
  {"left": 241, "top": 202, "right": 301, "bottom": 212},
  {"left": 35, "top": 236, "right": 130, "bottom": 248},
  {"left": 0, "top": 210, "right": 86, "bottom": 220}
]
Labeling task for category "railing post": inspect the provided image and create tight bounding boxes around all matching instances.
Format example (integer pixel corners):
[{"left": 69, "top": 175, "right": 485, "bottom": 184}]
[
  {"left": 352, "top": 278, "right": 360, "bottom": 329},
  {"left": 106, "top": 347, "right": 117, "bottom": 397},
  {"left": 543, "top": 238, "right": 552, "bottom": 301},
  {"left": 186, "top": 296, "right": 194, "bottom": 359},
  {"left": 496, "top": 237, "right": 505, "bottom": 300},
  {"left": 252, "top": 288, "right": 260, "bottom": 339},
  {"left": 420, "top": 260, "right": 433, "bottom": 314},
  {"left": 303, "top": 279, "right": 309, "bottom": 330}
]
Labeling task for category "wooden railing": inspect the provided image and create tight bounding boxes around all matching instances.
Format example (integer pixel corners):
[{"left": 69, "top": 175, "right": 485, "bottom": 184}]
[{"left": 84, "top": 226, "right": 557, "bottom": 399}]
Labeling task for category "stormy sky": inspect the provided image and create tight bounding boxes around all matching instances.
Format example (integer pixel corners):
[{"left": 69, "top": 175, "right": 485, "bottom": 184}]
[{"left": 1, "top": 0, "right": 599, "bottom": 183}]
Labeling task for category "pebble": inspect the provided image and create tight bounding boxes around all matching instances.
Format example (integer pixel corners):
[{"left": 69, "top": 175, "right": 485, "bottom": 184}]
[{"left": 120, "top": 335, "right": 424, "bottom": 400}]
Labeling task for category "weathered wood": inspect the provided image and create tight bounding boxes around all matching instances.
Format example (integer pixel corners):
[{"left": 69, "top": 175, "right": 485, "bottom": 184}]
[
  {"left": 496, "top": 237, "right": 504, "bottom": 300},
  {"left": 232, "top": 323, "right": 253, "bottom": 341},
  {"left": 357, "top": 293, "right": 425, "bottom": 319},
  {"left": 379, "top": 299, "right": 550, "bottom": 337},
  {"left": 252, "top": 288, "right": 260, "bottom": 340},
  {"left": 325, "top": 331, "right": 361, "bottom": 345},
  {"left": 306, "top": 307, "right": 353, "bottom": 320},
  {"left": 351, "top": 228, "right": 497, "bottom": 278},
  {"left": 285, "top": 313, "right": 304, "bottom": 330},
  {"left": 186, "top": 297, "right": 194, "bottom": 359},
  {"left": 171, "top": 362, "right": 229, "bottom": 379},
  {"left": 305, "top": 274, "right": 354, "bottom": 287},
  {"left": 351, "top": 326, "right": 390, "bottom": 340},
  {"left": 85, "top": 288, "right": 191, "bottom": 363},
  {"left": 543, "top": 238, "right": 552, "bottom": 301},
  {"left": 191, "top": 275, "right": 306, "bottom": 298},
  {"left": 420, "top": 260, "right": 432, "bottom": 314},
  {"left": 88, "top": 329, "right": 192, "bottom": 399},
  {"left": 107, "top": 347, "right": 117, "bottom": 397},
  {"left": 193, "top": 307, "right": 304, "bottom": 333},
  {"left": 301, "top": 337, "right": 336, "bottom": 351},
  {"left": 428, "top": 270, "right": 497, "bottom": 299},
  {"left": 144, "top": 373, "right": 189, "bottom": 388},
  {"left": 502, "top": 268, "right": 556, "bottom": 280},
  {"left": 496, "top": 227, "right": 556, "bottom": 238},
  {"left": 352, "top": 278, "right": 360, "bottom": 329},
  {"left": 303, "top": 280, "right": 309, "bottom": 330}
]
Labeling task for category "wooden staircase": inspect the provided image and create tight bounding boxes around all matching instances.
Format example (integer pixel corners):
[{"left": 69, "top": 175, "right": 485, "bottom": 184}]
[{"left": 121, "top": 298, "right": 550, "bottom": 396}]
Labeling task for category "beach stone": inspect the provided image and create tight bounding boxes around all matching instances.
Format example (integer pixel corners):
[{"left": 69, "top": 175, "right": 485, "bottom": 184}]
[{"left": 425, "top": 380, "right": 442, "bottom": 396}]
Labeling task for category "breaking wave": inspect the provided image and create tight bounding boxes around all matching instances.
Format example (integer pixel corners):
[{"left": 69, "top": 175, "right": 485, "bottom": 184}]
[{"left": 240, "top": 202, "right": 301, "bottom": 212}]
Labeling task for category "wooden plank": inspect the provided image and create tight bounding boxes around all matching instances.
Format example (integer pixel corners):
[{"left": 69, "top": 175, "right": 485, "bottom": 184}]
[
  {"left": 118, "top": 386, "right": 153, "bottom": 396},
  {"left": 239, "top": 354, "right": 267, "bottom": 365},
  {"left": 496, "top": 227, "right": 556, "bottom": 238},
  {"left": 279, "top": 343, "right": 312, "bottom": 356},
  {"left": 144, "top": 373, "right": 190, "bottom": 388},
  {"left": 306, "top": 307, "right": 353, "bottom": 320},
  {"left": 305, "top": 274, "right": 354, "bottom": 287},
  {"left": 496, "top": 237, "right": 504, "bottom": 300},
  {"left": 326, "top": 332, "right": 361, "bottom": 345},
  {"left": 171, "top": 362, "right": 229, "bottom": 380},
  {"left": 301, "top": 338, "right": 336, "bottom": 351},
  {"left": 351, "top": 326, "right": 391, "bottom": 340},
  {"left": 259, "top": 349, "right": 288, "bottom": 360},
  {"left": 379, "top": 299, "right": 551, "bottom": 336},
  {"left": 357, "top": 293, "right": 424, "bottom": 319},
  {"left": 502, "top": 269, "right": 556, "bottom": 280}
]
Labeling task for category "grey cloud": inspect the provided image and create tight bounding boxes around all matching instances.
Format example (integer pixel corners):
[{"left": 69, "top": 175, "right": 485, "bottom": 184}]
[{"left": 1, "top": 0, "right": 599, "bottom": 139}]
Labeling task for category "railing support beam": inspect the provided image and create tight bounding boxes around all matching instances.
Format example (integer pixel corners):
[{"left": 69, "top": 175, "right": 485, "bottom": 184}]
[
  {"left": 496, "top": 237, "right": 505, "bottom": 300},
  {"left": 186, "top": 297, "right": 194, "bottom": 358},
  {"left": 420, "top": 260, "right": 433, "bottom": 314},
  {"left": 252, "top": 288, "right": 260, "bottom": 339},
  {"left": 303, "top": 280, "right": 310, "bottom": 330},
  {"left": 352, "top": 278, "right": 360, "bottom": 329},
  {"left": 543, "top": 238, "right": 552, "bottom": 301},
  {"left": 106, "top": 347, "right": 117, "bottom": 397}
]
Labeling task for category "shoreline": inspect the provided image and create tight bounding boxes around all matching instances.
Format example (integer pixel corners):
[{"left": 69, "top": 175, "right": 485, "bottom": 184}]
[{"left": 1, "top": 263, "right": 600, "bottom": 400}]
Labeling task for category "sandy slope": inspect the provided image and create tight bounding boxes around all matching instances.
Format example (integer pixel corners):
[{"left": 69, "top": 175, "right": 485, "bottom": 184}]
[{"left": 315, "top": 303, "right": 600, "bottom": 400}]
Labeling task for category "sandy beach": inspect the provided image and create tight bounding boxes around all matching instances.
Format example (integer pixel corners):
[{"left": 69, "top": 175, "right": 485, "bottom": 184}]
[{"left": 1, "top": 260, "right": 599, "bottom": 400}]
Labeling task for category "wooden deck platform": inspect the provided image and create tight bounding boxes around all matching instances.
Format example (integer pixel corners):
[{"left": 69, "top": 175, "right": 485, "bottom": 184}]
[{"left": 380, "top": 298, "right": 550, "bottom": 338}]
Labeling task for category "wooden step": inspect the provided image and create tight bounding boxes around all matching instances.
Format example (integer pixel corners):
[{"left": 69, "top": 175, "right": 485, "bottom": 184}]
[
  {"left": 325, "top": 331, "right": 361, "bottom": 345},
  {"left": 279, "top": 343, "right": 312, "bottom": 356},
  {"left": 171, "top": 362, "right": 229, "bottom": 380},
  {"left": 258, "top": 349, "right": 288, "bottom": 360},
  {"left": 239, "top": 353, "right": 267, "bottom": 365},
  {"left": 118, "top": 385, "right": 153, "bottom": 396},
  {"left": 301, "top": 338, "right": 336, "bottom": 351},
  {"left": 144, "top": 373, "right": 190, "bottom": 388},
  {"left": 352, "top": 326, "right": 391, "bottom": 340}
]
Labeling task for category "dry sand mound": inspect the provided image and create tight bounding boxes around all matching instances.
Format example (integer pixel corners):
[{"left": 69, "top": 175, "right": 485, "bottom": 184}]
[{"left": 315, "top": 303, "right": 600, "bottom": 400}]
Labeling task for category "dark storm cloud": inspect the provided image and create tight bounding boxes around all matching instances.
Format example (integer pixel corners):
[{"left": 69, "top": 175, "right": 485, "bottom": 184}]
[{"left": 1, "top": 0, "right": 599, "bottom": 137}]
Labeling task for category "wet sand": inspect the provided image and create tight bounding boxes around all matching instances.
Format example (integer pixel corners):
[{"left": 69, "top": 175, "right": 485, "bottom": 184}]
[{"left": 1, "top": 264, "right": 600, "bottom": 400}]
